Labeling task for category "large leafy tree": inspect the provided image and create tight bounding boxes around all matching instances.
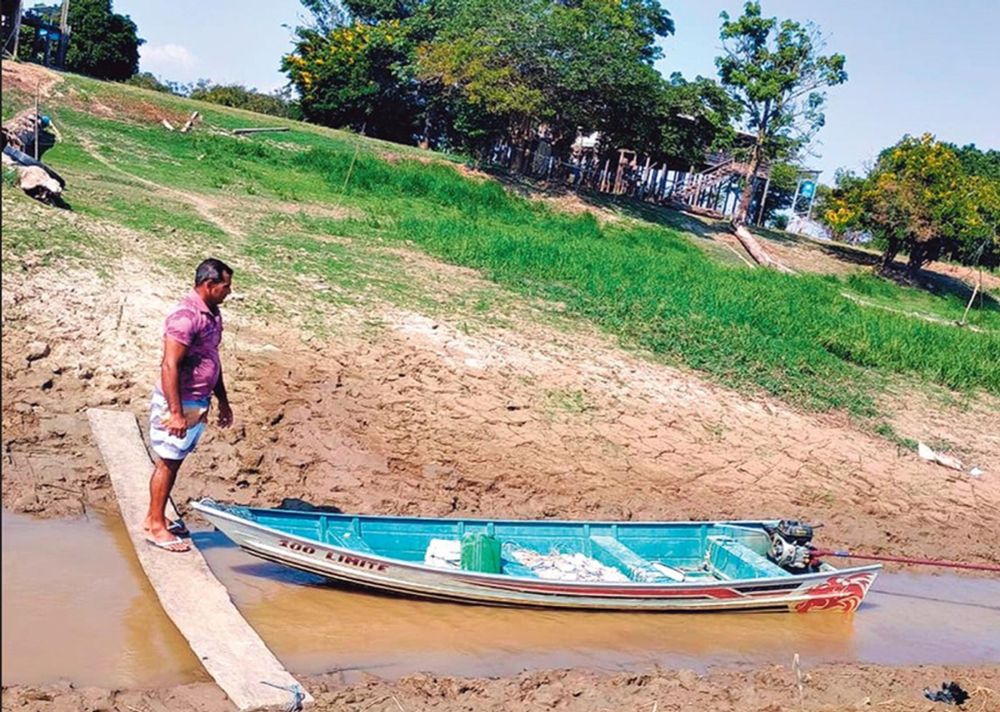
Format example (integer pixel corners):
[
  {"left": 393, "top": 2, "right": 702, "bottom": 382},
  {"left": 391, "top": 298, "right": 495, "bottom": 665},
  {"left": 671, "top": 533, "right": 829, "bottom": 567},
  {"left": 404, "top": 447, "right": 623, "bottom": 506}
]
[
  {"left": 414, "top": 0, "right": 674, "bottom": 157},
  {"left": 284, "top": 1, "right": 433, "bottom": 140},
  {"left": 715, "top": 1, "right": 846, "bottom": 268},
  {"left": 65, "top": 0, "right": 143, "bottom": 81},
  {"left": 821, "top": 135, "right": 1000, "bottom": 276}
]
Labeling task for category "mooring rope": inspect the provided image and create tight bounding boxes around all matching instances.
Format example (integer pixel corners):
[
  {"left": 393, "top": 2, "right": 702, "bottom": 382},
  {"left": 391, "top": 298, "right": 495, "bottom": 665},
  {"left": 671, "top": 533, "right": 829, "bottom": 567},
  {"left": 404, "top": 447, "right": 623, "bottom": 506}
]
[{"left": 812, "top": 549, "right": 1000, "bottom": 573}]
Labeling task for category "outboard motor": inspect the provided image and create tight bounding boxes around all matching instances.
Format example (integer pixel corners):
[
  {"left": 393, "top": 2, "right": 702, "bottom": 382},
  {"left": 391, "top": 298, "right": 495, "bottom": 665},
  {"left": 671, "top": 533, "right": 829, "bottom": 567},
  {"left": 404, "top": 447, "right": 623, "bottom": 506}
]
[{"left": 766, "top": 520, "right": 818, "bottom": 572}]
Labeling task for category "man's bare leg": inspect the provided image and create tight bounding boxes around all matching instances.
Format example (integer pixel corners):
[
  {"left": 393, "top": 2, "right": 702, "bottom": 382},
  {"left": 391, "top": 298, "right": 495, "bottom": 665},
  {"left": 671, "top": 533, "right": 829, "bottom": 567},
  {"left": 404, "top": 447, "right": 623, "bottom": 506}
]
[{"left": 144, "top": 457, "right": 189, "bottom": 551}]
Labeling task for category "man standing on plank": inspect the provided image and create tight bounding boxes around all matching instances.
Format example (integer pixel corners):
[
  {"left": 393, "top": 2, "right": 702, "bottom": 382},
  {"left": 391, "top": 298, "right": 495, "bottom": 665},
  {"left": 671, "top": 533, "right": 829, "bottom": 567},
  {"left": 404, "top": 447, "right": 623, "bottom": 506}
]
[{"left": 145, "top": 258, "right": 234, "bottom": 552}]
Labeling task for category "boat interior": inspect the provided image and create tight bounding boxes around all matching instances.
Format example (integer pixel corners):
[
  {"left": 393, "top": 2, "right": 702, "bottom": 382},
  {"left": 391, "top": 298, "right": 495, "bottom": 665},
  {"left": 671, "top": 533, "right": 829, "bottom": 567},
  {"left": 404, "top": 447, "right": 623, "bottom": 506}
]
[{"left": 244, "top": 507, "right": 794, "bottom": 583}]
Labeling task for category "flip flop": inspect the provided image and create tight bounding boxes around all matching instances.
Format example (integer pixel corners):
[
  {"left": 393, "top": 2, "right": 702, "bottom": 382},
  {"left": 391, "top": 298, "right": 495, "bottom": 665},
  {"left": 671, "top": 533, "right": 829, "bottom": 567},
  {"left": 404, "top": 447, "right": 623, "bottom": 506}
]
[
  {"left": 143, "top": 520, "right": 190, "bottom": 537},
  {"left": 146, "top": 536, "right": 191, "bottom": 552},
  {"left": 167, "top": 519, "right": 190, "bottom": 537}
]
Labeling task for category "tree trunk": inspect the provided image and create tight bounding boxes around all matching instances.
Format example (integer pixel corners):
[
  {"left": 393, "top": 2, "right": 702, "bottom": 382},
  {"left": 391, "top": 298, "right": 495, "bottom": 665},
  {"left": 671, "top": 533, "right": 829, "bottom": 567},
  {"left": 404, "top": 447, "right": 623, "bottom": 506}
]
[
  {"left": 907, "top": 242, "right": 929, "bottom": 279},
  {"left": 878, "top": 238, "right": 900, "bottom": 275},
  {"left": 729, "top": 142, "right": 791, "bottom": 273}
]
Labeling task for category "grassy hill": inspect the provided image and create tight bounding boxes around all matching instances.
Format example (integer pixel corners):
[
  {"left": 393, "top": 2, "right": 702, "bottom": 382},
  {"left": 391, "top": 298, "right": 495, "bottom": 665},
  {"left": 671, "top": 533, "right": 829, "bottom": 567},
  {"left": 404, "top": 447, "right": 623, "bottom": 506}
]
[{"left": 3, "top": 62, "right": 998, "bottom": 428}]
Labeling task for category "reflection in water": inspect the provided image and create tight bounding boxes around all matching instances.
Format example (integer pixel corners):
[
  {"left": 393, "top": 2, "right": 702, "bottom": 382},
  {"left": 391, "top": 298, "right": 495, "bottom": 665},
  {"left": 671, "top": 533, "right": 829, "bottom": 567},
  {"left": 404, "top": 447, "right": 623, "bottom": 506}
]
[
  {"left": 1, "top": 510, "right": 207, "bottom": 688},
  {"left": 4, "top": 512, "right": 1000, "bottom": 689}
]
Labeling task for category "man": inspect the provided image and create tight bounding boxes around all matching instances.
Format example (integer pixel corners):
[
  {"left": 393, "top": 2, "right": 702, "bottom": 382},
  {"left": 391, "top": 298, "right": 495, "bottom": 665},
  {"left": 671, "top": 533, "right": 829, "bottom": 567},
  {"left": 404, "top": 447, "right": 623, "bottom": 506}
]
[{"left": 145, "top": 258, "right": 234, "bottom": 552}]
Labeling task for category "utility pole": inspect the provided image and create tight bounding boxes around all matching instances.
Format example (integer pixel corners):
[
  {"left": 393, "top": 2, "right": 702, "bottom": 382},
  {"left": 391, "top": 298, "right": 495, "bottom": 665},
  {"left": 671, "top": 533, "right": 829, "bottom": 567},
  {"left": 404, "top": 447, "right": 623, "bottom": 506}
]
[
  {"left": 10, "top": 0, "right": 23, "bottom": 59},
  {"left": 53, "top": 0, "right": 70, "bottom": 67}
]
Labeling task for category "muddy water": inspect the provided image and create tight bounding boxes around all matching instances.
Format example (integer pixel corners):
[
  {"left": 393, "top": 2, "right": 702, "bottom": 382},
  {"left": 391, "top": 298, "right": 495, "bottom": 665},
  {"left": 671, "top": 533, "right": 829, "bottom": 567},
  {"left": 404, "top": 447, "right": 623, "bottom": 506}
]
[
  {"left": 3, "top": 513, "right": 1000, "bottom": 689},
  {"left": 1, "top": 510, "right": 209, "bottom": 688}
]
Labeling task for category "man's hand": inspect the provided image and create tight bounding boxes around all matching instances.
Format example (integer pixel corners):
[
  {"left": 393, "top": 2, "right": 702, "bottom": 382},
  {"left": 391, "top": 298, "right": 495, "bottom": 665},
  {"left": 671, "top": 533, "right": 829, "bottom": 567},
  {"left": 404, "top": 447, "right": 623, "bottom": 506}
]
[
  {"left": 218, "top": 401, "right": 233, "bottom": 429},
  {"left": 166, "top": 412, "right": 188, "bottom": 439}
]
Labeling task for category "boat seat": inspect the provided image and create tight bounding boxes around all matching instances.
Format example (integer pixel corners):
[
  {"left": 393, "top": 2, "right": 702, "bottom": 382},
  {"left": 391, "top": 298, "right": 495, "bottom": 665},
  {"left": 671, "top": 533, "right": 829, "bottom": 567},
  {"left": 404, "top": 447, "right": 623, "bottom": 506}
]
[
  {"left": 590, "top": 536, "right": 674, "bottom": 582},
  {"left": 706, "top": 536, "right": 788, "bottom": 579}
]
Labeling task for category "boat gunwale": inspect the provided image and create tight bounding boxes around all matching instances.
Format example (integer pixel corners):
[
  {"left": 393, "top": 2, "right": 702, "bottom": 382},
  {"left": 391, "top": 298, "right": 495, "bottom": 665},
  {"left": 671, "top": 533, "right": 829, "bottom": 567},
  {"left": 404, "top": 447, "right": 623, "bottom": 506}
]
[
  {"left": 192, "top": 500, "right": 882, "bottom": 591},
  {"left": 239, "top": 541, "right": 834, "bottom": 611}
]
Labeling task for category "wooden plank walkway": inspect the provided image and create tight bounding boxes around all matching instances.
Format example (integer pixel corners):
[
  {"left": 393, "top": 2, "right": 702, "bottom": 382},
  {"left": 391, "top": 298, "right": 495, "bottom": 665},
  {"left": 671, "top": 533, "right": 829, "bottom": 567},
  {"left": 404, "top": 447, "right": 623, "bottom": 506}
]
[{"left": 87, "top": 408, "right": 312, "bottom": 711}]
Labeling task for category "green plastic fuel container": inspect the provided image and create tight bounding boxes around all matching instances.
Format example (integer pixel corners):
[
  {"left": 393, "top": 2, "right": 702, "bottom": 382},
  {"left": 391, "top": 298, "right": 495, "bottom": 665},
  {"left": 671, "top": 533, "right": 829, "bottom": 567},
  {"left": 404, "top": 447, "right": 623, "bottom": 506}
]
[{"left": 460, "top": 533, "right": 502, "bottom": 573}]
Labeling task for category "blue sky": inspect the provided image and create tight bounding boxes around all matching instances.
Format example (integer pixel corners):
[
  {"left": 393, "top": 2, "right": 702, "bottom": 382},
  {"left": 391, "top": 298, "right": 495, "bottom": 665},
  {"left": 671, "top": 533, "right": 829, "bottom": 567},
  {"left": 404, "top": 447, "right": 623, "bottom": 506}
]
[{"left": 116, "top": 0, "right": 999, "bottom": 182}]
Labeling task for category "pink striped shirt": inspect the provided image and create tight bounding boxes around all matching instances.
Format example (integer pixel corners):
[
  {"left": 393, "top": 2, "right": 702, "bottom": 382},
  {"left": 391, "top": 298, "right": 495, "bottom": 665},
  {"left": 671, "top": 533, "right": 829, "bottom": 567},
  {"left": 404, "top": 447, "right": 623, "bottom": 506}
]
[{"left": 159, "top": 289, "right": 223, "bottom": 401}]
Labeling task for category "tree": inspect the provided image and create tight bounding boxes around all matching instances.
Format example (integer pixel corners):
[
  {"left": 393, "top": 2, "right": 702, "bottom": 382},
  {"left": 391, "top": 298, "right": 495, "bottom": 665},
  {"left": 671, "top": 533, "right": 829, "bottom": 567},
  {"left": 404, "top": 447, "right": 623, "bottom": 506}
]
[
  {"left": 715, "top": 1, "right": 846, "bottom": 269},
  {"left": 64, "top": 0, "right": 143, "bottom": 81},
  {"left": 820, "top": 134, "right": 1000, "bottom": 276},
  {"left": 948, "top": 143, "right": 1000, "bottom": 182},
  {"left": 283, "top": 18, "right": 420, "bottom": 141},
  {"left": 126, "top": 71, "right": 175, "bottom": 94}
]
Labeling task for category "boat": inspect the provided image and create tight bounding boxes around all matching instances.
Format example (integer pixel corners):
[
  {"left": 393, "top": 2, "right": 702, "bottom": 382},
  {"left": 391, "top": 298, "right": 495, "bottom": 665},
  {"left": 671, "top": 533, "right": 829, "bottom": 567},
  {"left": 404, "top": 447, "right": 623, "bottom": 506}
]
[{"left": 192, "top": 498, "right": 879, "bottom": 613}]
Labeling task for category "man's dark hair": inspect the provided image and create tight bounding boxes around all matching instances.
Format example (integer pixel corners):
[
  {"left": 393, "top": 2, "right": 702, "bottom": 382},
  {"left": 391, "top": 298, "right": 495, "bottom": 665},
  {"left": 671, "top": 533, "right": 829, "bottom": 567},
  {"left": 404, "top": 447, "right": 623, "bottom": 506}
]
[{"left": 194, "top": 258, "right": 233, "bottom": 286}]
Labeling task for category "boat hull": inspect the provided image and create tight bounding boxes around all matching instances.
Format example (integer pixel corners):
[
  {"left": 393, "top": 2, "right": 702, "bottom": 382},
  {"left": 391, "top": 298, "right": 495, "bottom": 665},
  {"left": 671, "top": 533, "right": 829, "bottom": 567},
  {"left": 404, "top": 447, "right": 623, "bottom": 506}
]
[{"left": 194, "top": 501, "right": 879, "bottom": 613}]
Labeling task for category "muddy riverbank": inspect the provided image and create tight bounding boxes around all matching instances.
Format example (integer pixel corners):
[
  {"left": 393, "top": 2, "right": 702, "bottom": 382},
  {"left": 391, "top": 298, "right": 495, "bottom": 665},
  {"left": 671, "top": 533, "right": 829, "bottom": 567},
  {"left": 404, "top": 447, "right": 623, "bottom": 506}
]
[
  {"left": 3, "top": 257, "right": 1000, "bottom": 710},
  {"left": 4, "top": 664, "right": 999, "bottom": 712}
]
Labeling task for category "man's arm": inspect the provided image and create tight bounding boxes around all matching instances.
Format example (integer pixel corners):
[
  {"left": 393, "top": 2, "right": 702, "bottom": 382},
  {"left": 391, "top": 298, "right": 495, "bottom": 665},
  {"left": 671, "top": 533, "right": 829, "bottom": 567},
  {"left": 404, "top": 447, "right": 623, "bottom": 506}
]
[
  {"left": 162, "top": 337, "right": 189, "bottom": 438},
  {"left": 214, "top": 368, "right": 233, "bottom": 428}
]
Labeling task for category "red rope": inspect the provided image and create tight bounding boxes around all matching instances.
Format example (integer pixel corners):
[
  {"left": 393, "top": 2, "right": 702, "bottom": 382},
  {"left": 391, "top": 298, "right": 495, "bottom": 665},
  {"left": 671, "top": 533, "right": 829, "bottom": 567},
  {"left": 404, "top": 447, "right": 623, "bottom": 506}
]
[{"left": 811, "top": 549, "right": 1000, "bottom": 573}]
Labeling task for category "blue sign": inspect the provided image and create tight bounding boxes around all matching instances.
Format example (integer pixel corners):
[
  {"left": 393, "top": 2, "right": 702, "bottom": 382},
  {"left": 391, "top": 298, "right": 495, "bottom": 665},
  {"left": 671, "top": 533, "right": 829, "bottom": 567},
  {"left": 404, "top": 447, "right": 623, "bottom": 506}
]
[{"left": 800, "top": 180, "right": 816, "bottom": 198}]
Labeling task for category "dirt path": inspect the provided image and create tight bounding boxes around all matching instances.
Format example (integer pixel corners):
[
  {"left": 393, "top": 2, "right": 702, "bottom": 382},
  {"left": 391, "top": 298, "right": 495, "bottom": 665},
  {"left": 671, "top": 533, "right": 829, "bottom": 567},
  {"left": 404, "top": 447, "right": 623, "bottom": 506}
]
[{"left": 74, "top": 133, "right": 244, "bottom": 238}]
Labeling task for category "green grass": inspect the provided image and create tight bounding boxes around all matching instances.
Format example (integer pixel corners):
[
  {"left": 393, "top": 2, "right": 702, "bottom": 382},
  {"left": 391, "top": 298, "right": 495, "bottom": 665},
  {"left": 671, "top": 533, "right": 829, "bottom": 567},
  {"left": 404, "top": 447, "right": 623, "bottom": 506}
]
[
  {"left": 5, "top": 66, "right": 999, "bottom": 419},
  {"left": 276, "top": 147, "right": 999, "bottom": 413},
  {"left": 841, "top": 272, "right": 1000, "bottom": 331}
]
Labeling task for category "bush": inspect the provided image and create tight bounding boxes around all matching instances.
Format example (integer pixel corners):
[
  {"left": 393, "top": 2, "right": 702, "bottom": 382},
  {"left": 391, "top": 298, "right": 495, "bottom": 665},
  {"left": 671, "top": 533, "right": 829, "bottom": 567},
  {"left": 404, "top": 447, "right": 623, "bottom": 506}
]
[{"left": 769, "top": 214, "right": 789, "bottom": 230}]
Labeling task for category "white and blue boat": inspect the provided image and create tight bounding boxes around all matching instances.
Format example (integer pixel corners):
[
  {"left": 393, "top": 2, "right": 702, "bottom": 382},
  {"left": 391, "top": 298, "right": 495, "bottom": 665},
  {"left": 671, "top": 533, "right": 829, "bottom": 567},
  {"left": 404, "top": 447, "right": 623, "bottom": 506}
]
[{"left": 193, "top": 499, "right": 879, "bottom": 613}]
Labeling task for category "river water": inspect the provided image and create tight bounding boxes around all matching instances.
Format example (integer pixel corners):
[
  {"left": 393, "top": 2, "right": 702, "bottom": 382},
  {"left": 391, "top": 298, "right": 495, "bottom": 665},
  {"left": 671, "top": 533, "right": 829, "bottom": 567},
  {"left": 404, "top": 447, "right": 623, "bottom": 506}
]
[{"left": 3, "top": 510, "right": 999, "bottom": 688}]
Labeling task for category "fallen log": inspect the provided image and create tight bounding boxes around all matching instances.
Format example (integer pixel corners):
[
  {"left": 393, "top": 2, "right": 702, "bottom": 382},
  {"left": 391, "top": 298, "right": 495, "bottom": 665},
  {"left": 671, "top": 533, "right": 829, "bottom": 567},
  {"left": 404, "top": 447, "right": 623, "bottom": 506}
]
[
  {"left": 731, "top": 222, "right": 795, "bottom": 274},
  {"left": 232, "top": 126, "right": 290, "bottom": 135},
  {"left": 180, "top": 111, "right": 199, "bottom": 133}
]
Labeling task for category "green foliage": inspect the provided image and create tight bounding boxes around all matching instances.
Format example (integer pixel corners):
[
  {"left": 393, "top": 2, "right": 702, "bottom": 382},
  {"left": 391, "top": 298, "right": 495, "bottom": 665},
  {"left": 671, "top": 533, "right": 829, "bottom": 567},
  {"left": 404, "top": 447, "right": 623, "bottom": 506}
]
[
  {"left": 189, "top": 82, "right": 301, "bottom": 119},
  {"left": 414, "top": 0, "right": 675, "bottom": 153},
  {"left": 656, "top": 74, "right": 739, "bottom": 164},
  {"left": 948, "top": 143, "right": 1000, "bottom": 182},
  {"left": 64, "top": 0, "right": 143, "bottom": 80},
  {"left": 821, "top": 134, "right": 1000, "bottom": 274},
  {"left": 285, "top": 0, "right": 690, "bottom": 155},
  {"left": 283, "top": 19, "right": 417, "bottom": 141},
  {"left": 716, "top": 1, "right": 847, "bottom": 223}
]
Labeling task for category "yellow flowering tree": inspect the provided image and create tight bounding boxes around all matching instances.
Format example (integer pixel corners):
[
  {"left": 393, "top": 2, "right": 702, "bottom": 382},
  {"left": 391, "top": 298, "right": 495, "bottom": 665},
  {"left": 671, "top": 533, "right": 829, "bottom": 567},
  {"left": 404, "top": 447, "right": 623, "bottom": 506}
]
[
  {"left": 282, "top": 19, "right": 417, "bottom": 141},
  {"left": 820, "top": 134, "right": 1000, "bottom": 276}
]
